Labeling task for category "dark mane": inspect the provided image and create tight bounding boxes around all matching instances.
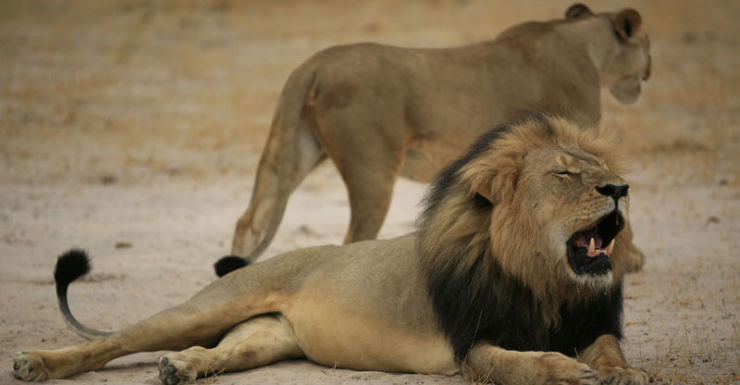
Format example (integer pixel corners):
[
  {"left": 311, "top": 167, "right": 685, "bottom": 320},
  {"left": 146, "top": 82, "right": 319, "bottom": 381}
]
[
  {"left": 417, "top": 116, "right": 623, "bottom": 362},
  {"left": 428, "top": 254, "right": 623, "bottom": 361}
]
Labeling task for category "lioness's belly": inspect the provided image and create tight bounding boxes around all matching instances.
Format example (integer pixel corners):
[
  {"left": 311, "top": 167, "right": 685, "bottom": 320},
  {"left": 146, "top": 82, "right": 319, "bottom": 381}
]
[{"left": 283, "top": 295, "right": 457, "bottom": 375}]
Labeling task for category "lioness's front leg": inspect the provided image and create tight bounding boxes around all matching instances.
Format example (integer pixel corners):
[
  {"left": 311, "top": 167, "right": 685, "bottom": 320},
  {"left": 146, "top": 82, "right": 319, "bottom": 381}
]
[
  {"left": 578, "top": 334, "right": 648, "bottom": 385},
  {"left": 620, "top": 222, "right": 645, "bottom": 273},
  {"left": 462, "top": 343, "right": 599, "bottom": 385}
]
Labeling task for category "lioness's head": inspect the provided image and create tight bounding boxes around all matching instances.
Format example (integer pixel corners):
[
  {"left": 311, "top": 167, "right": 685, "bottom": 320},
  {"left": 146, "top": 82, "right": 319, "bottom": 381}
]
[
  {"left": 566, "top": 3, "right": 651, "bottom": 105},
  {"left": 419, "top": 115, "right": 632, "bottom": 294}
]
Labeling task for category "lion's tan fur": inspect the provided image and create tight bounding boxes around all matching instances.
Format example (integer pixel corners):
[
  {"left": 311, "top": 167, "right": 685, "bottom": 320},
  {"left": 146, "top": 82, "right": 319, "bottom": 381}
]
[
  {"left": 229, "top": 4, "right": 651, "bottom": 268},
  {"left": 14, "top": 116, "right": 646, "bottom": 385}
]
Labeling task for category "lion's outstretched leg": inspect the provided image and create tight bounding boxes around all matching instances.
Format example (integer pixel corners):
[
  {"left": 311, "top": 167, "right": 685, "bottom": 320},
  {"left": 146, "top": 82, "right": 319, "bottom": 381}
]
[
  {"left": 158, "top": 315, "right": 303, "bottom": 384},
  {"left": 12, "top": 302, "right": 247, "bottom": 381},
  {"left": 13, "top": 264, "right": 291, "bottom": 381},
  {"left": 230, "top": 114, "right": 326, "bottom": 266},
  {"left": 578, "top": 334, "right": 648, "bottom": 385},
  {"left": 462, "top": 343, "right": 599, "bottom": 385}
]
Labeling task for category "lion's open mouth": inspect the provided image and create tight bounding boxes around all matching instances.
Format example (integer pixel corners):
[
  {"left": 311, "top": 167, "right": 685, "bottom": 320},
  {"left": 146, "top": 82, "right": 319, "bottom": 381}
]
[{"left": 567, "top": 210, "right": 624, "bottom": 276}]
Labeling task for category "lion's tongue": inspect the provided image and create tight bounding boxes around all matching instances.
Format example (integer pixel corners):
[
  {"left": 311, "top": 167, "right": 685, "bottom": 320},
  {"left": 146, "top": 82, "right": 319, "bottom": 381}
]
[{"left": 575, "top": 231, "right": 603, "bottom": 257}]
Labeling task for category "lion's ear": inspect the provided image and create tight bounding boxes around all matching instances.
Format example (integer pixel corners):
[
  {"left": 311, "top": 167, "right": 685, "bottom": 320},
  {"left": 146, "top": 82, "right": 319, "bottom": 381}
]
[
  {"left": 466, "top": 169, "right": 495, "bottom": 205},
  {"left": 466, "top": 162, "right": 519, "bottom": 206},
  {"left": 613, "top": 9, "right": 642, "bottom": 41},
  {"left": 473, "top": 186, "right": 494, "bottom": 206},
  {"left": 565, "top": 3, "right": 593, "bottom": 19}
]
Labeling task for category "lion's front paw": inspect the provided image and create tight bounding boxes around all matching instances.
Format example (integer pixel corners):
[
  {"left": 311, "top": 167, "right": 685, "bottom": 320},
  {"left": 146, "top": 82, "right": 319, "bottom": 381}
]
[
  {"left": 598, "top": 364, "right": 648, "bottom": 385},
  {"left": 12, "top": 351, "right": 50, "bottom": 382},
  {"left": 158, "top": 356, "right": 197, "bottom": 385},
  {"left": 537, "top": 352, "right": 600, "bottom": 385}
]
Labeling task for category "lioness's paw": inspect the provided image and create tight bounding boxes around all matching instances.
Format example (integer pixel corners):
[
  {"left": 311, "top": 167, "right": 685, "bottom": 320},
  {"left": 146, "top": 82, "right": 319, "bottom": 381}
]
[
  {"left": 598, "top": 365, "right": 649, "bottom": 385},
  {"left": 158, "top": 356, "right": 197, "bottom": 385},
  {"left": 537, "top": 352, "right": 599, "bottom": 385},
  {"left": 12, "top": 351, "right": 50, "bottom": 382},
  {"left": 624, "top": 244, "right": 645, "bottom": 273}
]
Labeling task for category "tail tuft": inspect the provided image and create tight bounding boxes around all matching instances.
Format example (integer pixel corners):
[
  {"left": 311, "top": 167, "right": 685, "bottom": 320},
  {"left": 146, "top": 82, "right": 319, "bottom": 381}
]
[
  {"left": 214, "top": 255, "right": 250, "bottom": 277},
  {"left": 54, "top": 249, "right": 90, "bottom": 296},
  {"left": 53, "top": 249, "right": 113, "bottom": 339}
]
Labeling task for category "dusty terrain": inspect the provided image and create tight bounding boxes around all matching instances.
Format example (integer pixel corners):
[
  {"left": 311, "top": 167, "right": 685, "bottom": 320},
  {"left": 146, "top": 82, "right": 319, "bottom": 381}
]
[{"left": 0, "top": 0, "right": 738, "bottom": 384}]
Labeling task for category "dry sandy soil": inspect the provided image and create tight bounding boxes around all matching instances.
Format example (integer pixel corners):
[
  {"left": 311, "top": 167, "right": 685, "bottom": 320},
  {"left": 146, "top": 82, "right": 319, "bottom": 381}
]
[{"left": 1, "top": 0, "right": 738, "bottom": 384}]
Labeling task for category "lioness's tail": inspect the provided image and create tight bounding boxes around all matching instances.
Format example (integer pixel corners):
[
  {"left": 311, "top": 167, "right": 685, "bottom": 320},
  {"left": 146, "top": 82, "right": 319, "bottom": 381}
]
[
  {"left": 54, "top": 249, "right": 114, "bottom": 340},
  {"left": 226, "top": 66, "right": 326, "bottom": 275}
]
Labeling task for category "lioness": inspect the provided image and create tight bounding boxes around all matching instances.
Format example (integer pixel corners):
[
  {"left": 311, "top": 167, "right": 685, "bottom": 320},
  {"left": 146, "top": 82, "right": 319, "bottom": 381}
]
[
  {"left": 13, "top": 116, "right": 647, "bottom": 385},
  {"left": 227, "top": 3, "right": 651, "bottom": 272}
]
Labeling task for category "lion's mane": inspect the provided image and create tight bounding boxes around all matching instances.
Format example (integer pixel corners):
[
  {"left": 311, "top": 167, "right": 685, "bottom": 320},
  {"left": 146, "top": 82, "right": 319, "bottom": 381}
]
[{"left": 417, "top": 115, "right": 630, "bottom": 362}]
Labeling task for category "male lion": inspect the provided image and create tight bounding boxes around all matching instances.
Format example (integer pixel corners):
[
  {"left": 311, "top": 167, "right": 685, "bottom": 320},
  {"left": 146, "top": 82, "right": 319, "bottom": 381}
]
[
  {"left": 226, "top": 3, "right": 651, "bottom": 272},
  {"left": 13, "top": 116, "right": 647, "bottom": 385}
]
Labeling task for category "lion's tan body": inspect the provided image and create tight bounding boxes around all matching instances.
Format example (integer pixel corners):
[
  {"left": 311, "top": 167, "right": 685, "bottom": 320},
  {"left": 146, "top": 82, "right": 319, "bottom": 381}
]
[
  {"left": 271, "top": 235, "right": 455, "bottom": 373},
  {"left": 231, "top": 4, "right": 651, "bottom": 268},
  {"left": 14, "top": 116, "right": 647, "bottom": 384}
]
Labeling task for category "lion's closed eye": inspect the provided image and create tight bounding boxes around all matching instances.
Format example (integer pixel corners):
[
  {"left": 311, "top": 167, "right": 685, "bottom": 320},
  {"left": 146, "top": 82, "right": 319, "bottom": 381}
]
[{"left": 554, "top": 170, "right": 579, "bottom": 177}]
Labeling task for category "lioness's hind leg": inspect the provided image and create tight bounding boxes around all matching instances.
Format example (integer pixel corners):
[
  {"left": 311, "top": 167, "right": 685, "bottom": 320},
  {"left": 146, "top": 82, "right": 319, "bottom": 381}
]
[
  {"left": 344, "top": 172, "right": 397, "bottom": 244},
  {"left": 332, "top": 148, "right": 401, "bottom": 244},
  {"left": 158, "top": 315, "right": 302, "bottom": 384}
]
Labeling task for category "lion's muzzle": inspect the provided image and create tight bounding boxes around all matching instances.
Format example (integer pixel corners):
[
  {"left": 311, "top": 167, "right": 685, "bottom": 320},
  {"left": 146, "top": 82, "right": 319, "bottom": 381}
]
[{"left": 567, "top": 208, "right": 625, "bottom": 276}]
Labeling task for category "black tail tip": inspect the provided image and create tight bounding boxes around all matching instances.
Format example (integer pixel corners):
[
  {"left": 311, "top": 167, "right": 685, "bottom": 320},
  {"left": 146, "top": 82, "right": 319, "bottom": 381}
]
[
  {"left": 214, "top": 255, "right": 249, "bottom": 277},
  {"left": 54, "top": 249, "right": 91, "bottom": 288}
]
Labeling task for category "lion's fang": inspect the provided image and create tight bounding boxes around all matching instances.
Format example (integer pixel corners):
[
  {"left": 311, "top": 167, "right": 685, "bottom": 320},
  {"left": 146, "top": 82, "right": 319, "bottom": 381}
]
[
  {"left": 588, "top": 237, "right": 596, "bottom": 257},
  {"left": 606, "top": 239, "right": 615, "bottom": 255}
]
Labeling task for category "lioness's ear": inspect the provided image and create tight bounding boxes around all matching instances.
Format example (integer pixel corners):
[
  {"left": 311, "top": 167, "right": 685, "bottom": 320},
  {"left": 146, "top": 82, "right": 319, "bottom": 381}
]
[
  {"left": 614, "top": 9, "right": 642, "bottom": 41},
  {"left": 565, "top": 3, "right": 593, "bottom": 19}
]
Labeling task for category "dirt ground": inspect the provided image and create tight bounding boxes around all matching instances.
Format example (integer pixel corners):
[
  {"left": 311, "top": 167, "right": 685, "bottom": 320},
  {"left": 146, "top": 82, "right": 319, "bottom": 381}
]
[{"left": 1, "top": 0, "right": 738, "bottom": 384}]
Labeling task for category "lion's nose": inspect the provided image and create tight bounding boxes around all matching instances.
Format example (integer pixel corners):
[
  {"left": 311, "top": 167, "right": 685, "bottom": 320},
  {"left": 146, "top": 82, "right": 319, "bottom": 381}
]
[{"left": 595, "top": 183, "right": 629, "bottom": 199}]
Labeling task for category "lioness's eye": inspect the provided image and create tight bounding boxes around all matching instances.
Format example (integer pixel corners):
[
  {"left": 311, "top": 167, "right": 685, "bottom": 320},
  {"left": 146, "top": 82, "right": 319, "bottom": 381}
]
[{"left": 555, "top": 170, "right": 573, "bottom": 176}]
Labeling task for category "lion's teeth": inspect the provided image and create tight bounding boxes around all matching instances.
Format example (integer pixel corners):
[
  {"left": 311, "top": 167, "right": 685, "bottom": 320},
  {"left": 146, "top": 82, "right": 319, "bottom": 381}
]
[
  {"left": 588, "top": 237, "right": 596, "bottom": 257},
  {"left": 606, "top": 239, "right": 615, "bottom": 255}
]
